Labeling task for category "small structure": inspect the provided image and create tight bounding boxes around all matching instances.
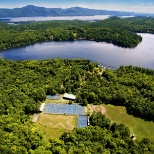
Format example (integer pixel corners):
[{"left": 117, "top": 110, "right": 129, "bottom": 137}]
[
  {"left": 63, "top": 93, "right": 76, "bottom": 101},
  {"left": 131, "top": 134, "right": 135, "bottom": 139},
  {"left": 39, "top": 103, "right": 45, "bottom": 112},
  {"left": 87, "top": 118, "right": 90, "bottom": 126},
  {"left": 32, "top": 114, "right": 39, "bottom": 123},
  {"left": 131, "top": 134, "right": 136, "bottom": 141}
]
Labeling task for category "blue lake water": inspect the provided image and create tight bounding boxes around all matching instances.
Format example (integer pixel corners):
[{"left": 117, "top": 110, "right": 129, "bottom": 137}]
[
  {"left": 0, "top": 15, "right": 135, "bottom": 24},
  {"left": 0, "top": 33, "right": 154, "bottom": 69},
  {"left": 0, "top": 15, "right": 110, "bottom": 23}
]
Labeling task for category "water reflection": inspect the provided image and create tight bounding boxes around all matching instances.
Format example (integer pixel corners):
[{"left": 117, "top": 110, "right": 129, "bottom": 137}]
[{"left": 0, "top": 33, "right": 154, "bottom": 69}]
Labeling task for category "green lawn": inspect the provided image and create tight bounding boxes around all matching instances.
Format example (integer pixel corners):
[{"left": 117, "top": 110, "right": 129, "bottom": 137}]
[
  {"left": 33, "top": 114, "right": 77, "bottom": 142},
  {"left": 34, "top": 102, "right": 154, "bottom": 143},
  {"left": 34, "top": 122, "right": 68, "bottom": 142},
  {"left": 103, "top": 104, "right": 154, "bottom": 142}
]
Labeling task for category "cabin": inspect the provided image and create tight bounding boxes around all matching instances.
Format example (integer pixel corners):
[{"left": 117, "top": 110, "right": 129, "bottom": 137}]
[{"left": 63, "top": 93, "right": 76, "bottom": 101}]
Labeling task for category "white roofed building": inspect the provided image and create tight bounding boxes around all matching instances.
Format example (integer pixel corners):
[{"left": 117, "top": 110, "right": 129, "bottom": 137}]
[
  {"left": 32, "top": 114, "right": 39, "bottom": 123},
  {"left": 63, "top": 93, "right": 76, "bottom": 100},
  {"left": 39, "top": 103, "right": 45, "bottom": 112}
]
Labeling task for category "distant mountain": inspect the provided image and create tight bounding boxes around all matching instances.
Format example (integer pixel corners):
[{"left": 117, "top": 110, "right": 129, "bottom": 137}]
[{"left": 0, "top": 5, "right": 137, "bottom": 17}]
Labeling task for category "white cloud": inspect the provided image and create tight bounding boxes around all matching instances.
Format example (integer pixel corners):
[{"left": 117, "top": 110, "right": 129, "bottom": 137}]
[{"left": 132, "top": 5, "right": 154, "bottom": 13}]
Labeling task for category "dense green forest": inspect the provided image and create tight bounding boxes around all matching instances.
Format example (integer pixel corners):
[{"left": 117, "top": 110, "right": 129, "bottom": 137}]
[
  {"left": 89, "top": 16, "right": 154, "bottom": 33},
  {"left": 0, "top": 58, "right": 154, "bottom": 153},
  {"left": 2, "top": 16, "right": 154, "bottom": 50}
]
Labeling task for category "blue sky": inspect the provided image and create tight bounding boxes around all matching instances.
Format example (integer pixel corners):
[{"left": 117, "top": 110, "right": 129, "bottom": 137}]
[{"left": 0, "top": 0, "right": 154, "bottom": 13}]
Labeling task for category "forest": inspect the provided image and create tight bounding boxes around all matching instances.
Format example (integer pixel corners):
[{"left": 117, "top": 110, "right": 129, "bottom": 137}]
[
  {"left": 0, "top": 58, "right": 154, "bottom": 153},
  {"left": 1, "top": 16, "right": 154, "bottom": 50}
]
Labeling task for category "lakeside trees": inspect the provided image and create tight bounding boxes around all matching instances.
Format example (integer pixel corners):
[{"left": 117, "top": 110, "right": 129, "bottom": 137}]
[{"left": 0, "top": 59, "right": 153, "bottom": 121}]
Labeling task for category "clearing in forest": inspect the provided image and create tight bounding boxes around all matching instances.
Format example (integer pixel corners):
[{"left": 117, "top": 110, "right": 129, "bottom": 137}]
[
  {"left": 91, "top": 105, "right": 106, "bottom": 114},
  {"left": 87, "top": 104, "right": 154, "bottom": 142},
  {"left": 104, "top": 104, "right": 154, "bottom": 142},
  {"left": 87, "top": 104, "right": 106, "bottom": 115},
  {"left": 39, "top": 114, "right": 77, "bottom": 130}
]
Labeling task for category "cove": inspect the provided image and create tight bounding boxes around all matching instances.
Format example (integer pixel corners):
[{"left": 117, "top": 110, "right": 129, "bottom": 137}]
[{"left": 0, "top": 33, "right": 154, "bottom": 69}]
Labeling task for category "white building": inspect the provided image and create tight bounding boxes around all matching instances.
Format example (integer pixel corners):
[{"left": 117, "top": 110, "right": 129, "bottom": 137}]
[
  {"left": 63, "top": 93, "right": 76, "bottom": 100},
  {"left": 39, "top": 103, "right": 45, "bottom": 112},
  {"left": 32, "top": 114, "right": 39, "bottom": 123}
]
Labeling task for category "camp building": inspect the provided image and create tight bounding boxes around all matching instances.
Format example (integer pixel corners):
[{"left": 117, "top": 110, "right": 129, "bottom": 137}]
[
  {"left": 39, "top": 103, "right": 45, "bottom": 112},
  {"left": 63, "top": 93, "right": 76, "bottom": 101}
]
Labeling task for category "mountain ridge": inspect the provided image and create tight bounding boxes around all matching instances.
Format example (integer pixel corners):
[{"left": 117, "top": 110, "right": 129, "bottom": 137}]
[{"left": 0, "top": 5, "right": 137, "bottom": 17}]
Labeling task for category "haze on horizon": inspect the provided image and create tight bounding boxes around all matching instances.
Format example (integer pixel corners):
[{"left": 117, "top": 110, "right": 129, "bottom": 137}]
[{"left": 0, "top": 0, "right": 154, "bottom": 14}]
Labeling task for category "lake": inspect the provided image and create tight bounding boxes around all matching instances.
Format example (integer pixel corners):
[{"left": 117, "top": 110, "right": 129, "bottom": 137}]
[
  {"left": 0, "top": 33, "right": 154, "bottom": 69},
  {"left": 0, "top": 15, "right": 135, "bottom": 23},
  {"left": 0, "top": 15, "right": 110, "bottom": 23}
]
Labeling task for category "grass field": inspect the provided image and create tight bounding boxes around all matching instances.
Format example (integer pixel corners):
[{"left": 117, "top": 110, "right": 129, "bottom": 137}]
[
  {"left": 103, "top": 104, "right": 154, "bottom": 142},
  {"left": 34, "top": 113, "right": 77, "bottom": 141},
  {"left": 34, "top": 122, "right": 68, "bottom": 142},
  {"left": 36, "top": 99, "right": 154, "bottom": 143}
]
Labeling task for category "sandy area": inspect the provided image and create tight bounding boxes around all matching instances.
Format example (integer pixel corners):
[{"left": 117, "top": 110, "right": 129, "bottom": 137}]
[{"left": 92, "top": 105, "right": 106, "bottom": 114}]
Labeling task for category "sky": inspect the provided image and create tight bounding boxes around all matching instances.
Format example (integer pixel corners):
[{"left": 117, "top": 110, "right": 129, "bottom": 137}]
[{"left": 0, "top": 0, "right": 154, "bottom": 13}]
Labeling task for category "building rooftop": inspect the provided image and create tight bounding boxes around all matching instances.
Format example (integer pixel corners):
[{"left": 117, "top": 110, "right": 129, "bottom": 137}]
[{"left": 63, "top": 93, "right": 76, "bottom": 100}]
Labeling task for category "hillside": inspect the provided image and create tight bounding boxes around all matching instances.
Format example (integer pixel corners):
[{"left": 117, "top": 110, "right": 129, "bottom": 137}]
[
  {"left": 0, "top": 5, "right": 138, "bottom": 17},
  {"left": 0, "top": 58, "right": 154, "bottom": 153}
]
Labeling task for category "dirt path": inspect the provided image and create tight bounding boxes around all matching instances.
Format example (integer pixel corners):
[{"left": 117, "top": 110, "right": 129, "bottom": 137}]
[
  {"left": 92, "top": 105, "right": 106, "bottom": 114},
  {"left": 87, "top": 104, "right": 93, "bottom": 115}
]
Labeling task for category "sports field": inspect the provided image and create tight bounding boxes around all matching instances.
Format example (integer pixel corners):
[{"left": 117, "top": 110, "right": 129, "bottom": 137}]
[
  {"left": 44, "top": 103, "right": 84, "bottom": 115},
  {"left": 78, "top": 115, "right": 88, "bottom": 128},
  {"left": 34, "top": 114, "right": 77, "bottom": 141},
  {"left": 39, "top": 114, "right": 77, "bottom": 130}
]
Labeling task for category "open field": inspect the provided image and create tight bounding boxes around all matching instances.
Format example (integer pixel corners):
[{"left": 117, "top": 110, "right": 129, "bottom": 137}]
[
  {"left": 39, "top": 114, "right": 77, "bottom": 130},
  {"left": 87, "top": 104, "right": 106, "bottom": 115},
  {"left": 36, "top": 99, "right": 154, "bottom": 143},
  {"left": 91, "top": 105, "right": 106, "bottom": 114},
  {"left": 34, "top": 113, "right": 77, "bottom": 141},
  {"left": 88, "top": 104, "right": 154, "bottom": 142},
  {"left": 34, "top": 122, "right": 68, "bottom": 142},
  {"left": 103, "top": 104, "right": 154, "bottom": 142}
]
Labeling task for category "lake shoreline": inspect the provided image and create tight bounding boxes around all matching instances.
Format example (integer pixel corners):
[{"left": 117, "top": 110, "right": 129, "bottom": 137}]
[{"left": 0, "top": 33, "right": 154, "bottom": 70}]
